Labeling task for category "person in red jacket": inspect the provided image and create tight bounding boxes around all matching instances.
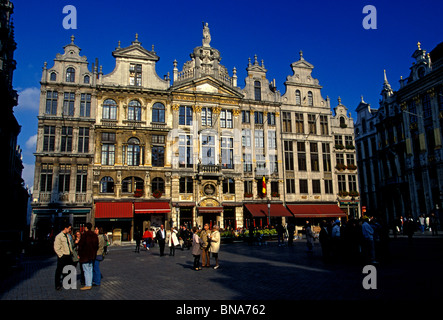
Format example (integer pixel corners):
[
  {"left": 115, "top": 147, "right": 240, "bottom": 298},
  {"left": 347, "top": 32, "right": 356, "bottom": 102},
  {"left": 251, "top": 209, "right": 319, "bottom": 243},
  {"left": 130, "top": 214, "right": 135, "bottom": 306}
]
[{"left": 78, "top": 222, "right": 98, "bottom": 290}]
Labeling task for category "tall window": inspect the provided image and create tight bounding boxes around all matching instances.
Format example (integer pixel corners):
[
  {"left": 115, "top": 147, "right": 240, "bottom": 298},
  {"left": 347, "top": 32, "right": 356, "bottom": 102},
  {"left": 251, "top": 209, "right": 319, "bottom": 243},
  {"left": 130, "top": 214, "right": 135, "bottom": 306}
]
[
  {"left": 268, "top": 130, "right": 277, "bottom": 150},
  {"left": 40, "top": 163, "right": 53, "bottom": 192},
  {"left": 152, "top": 102, "right": 165, "bottom": 123},
  {"left": 152, "top": 177, "right": 165, "bottom": 193},
  {"left": 223, "top": 178, "right": 235, "bottom": 194},
  {"left": 297, "top": 142, "right": 306, "bottom": 171},
  {"left": 83, "top": 75, "right": 90, "bottom": 84},
  {"left": 220, "top": 110, "right": 233, "bottom": 128},
  {"left": 122, "top": 176, "right": 144, "bottom": 193},
  {"left": 307, "top": 91, "right": 313, "bottom": 106},
  {"left": 179, "top": 134, "right": 193, "bottom": 168},
  {"left": 294, "top": 112, "right": 304, "bottom": 133},
  {"left": 128, "top": 100, "right": 142, "bottom": 121},
  {"left": 244, "top": 180, "right": 253, "bottom": 194},
  {"left": 310, "top": 142, "right": 319, "bottom": 171},
  {"left": 221, "top": 137, "right": 234, "bottom": 169},
  {"left": 324, "top": 179, "right": 333, "bottom": 194},
  {"left": 101, "top": 132, "right": 115, "bottom": 165},
  {"left": 242, "top": 110, "right": 250, "bottom": 123},
  {"left": 267, "top": 112, "right": 276, "bottom": 125},
  {"left": 282, "top": 112, "right": 292, "bottom": 132},
  {"left": 254, "top": 111, "right": 264, "bottom": 124},
  {"left": 243, "top": 153, "right": 252, "bottom": 172},
  {"left": 60, "top": 126, "right": 73, "bottom": 152},
  {"left": 179, "top": 106, "right": 193, "bottom": 125},
  {"left": 78, "top": 127, "right": 89, "bottom": 153},
  {"left": 322, "top": 143, "right": 332, "bottom": 172},
  {"left": 66, "top": 67, "right": 75, "bottom": 82},
  {"left": 256, "top": 153, "right": 266, "bottom": 171},
  {"left": 80, "top": 93, "right": 91, "bottom": 117},
  {"left": 50, "top": 72, "right": 57, "bottom": 81},
  {"left": 254, "top": 130, "right": 264, "bottom": 148},
  {"left": 299, "top": 179, "right": 308, "bottom": 194},
  {"left": 348, "top": 175, "right": 357, "bottom": 192},
  {"left": 76, "top": 165, "right": 88, "bottom": 193},
  {"left": 103, "top": 99, "right": 117, "bottom": 120},
  {"left": 129, "top": 64, "right": 142, "bottom": 86},
  {"left": 45, "top": 91, "right": 58, "bottom": 115},
  {"left": 312, "top": 180, "right": 321, "bottom": 194},
  {"left": 269, "top": 154, "right": 278, "bottom": 174},
  {"left": 126, "top": 138, "right": 141, "bottom": 166},
  {"left": 284, "top": 140, "right": 294, "bottom": 171},
  {"left": 63, "top": 92, "right": 75, "bottom": 116},
  {"left": 295, "top": 90, "right": 301, "bottom": 105},
  {"left": 242, "top": 129, "right": 251, "bottom": 147},
  {"left": 338, "top": 175, "right": 346, "bottom": 192},
  {"left": 180, "top": 177, "right": 193, "bottom": 194},
  {"left": 202, "top": 134, "right": 216, "bottom": 165},
  {"left": 100, "top": 176, "right": 114, "bottom": 193},
  {"left": 308, "top": 114, "right": 316, "bottom": 134},
  {"left": 152, "top": 146, "right": 164, "bottom": 167},
  {"left": 254, "top": 81, "right": 261, "bottom": 101},
  {"left": 422, "top": 94, "right": 432, "bottom": 119},
  {"left": 320, "top": 115, "right": 329, "bottom": 135},
  {"left": 43, "top": 125, "right": 56, "bottom": 152},
  {"left": 58, "top": 164, "right": 71, "bottom": 193},
  {"left": 201, "top": 107, "right": 212, "bottom": 126}
]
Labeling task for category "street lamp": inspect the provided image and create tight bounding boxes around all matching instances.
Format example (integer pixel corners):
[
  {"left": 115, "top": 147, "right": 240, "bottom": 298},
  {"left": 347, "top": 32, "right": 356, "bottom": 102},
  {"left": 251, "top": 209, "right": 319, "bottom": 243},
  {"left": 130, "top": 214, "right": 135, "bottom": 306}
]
[{"left": 267, "top": 198, "right": 271, "bottom": 227}]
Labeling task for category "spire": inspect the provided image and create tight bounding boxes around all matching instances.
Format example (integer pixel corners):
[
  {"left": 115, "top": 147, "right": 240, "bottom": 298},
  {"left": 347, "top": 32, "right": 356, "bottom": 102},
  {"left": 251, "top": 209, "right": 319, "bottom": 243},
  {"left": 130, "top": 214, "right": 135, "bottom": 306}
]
[{"left": 381, "top": 69, "right": 393, "bottom": 99}]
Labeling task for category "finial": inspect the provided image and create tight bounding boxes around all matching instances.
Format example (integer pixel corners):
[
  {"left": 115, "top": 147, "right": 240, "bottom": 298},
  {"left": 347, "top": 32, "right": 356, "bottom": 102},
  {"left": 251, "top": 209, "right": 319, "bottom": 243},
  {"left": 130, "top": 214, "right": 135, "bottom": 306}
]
[
  {"left": 135, "top": 33, "right": 138, "bottom": 41},
  {"left": 254, "top": 54, "right": 258, "bottom": 64},
  {"left": 338, "top": 96, "right": 342, "bottom": 104},
  {"left": 383, "top": 69, "right": 388, "bottom": 83},
  {"left": 261, "top": 59, "right": 264, "bottom": 68},
  {"left": 417, "top": 41, "right": 421, "bottom": 50},
  {"left": 361, "top": 95, "right": 364, "bottom": 102},
  {"left": 299, "top": 50, "right": 304, "bottom": 60},
  {"left": 70, "top": 35, "right": 75, "bottom": 44},
  {"left": 117, "top": 40, "right": 121, "bottom": 48}
]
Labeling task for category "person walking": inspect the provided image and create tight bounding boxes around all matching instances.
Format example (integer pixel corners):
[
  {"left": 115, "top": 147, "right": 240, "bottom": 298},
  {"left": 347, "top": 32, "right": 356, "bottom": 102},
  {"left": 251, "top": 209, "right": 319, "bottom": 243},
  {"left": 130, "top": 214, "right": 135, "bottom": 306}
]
[
  {"left": 362, "top": 217, "right": 377, "bottom": 264},
  {"left": 304, "top": 221, "right": 314, "bottom": 253},
  {"left": 54, "top": 222, "right": 73, "bottom": 290},
  {"left": 277, "top": 223, "right": 285, "bottom": 247},
  {"left": 287, "top": 222, "right": 295, "bottom": 247},
  {"left": 168, "top": 227, "right": 179, "bottom": 256},
  {"left": 210, "top": 225, "right": 221, "bottom": 269},
  {"left": 93, "top": 227, "right": 105, "bottom": 286},
  {"left": 200, "top": 223, "right": 211, "bottom": 267},
  {"left": 191, "top": 227, "right": 202, "bottom": 271},
  {"left": 142, "top": 227, "right": 153, "bottom": 250},
  {"left": 319, "top": 220, "right": 332, "bottom": 262},
  {"left": 78, "top": 222, "right": 98, "bottom": 290},
  {"left": 134, "top": 227, "right": 141, "bottom": 253},
  {"left": 72, "top": 229, "right": 85, "bottom": 285},
  {"left": 156, "top": 224, "right": 167, "bottom": 256},
  {"left": 430, "top": 212, "right": 439, "bottom": 236}
]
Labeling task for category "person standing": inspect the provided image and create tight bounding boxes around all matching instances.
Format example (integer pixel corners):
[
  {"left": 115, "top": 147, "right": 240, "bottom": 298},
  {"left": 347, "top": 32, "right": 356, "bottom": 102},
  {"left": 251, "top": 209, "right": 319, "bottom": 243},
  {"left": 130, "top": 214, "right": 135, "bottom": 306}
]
[
  {"left": 319, "top": 220, "right": 332, "bottom": 262},
  {"left": 93, "top": 227, "right": 105, "bottom": 286},
  {"left": 430, "top": 212, "right": 439, "bottom": 236},
  {"left": 191, "top": 227, "right": 202, "bottom": 271},
  {"left": 200, "top": 223, "right": 211, "bottom": 267},
  {"left": 362, "top": 218, "right": 377, "bottom": 264},
  {"left": 72, "top": 229, "right": 85, "bottom": 286},
  {"left": 78, "top": 222, "right": 98, "bottom": 290},
  {"left": 210, "top": 225, "right": 221, "bottom": 269},
  {"left": 142, "top": 227, "right": 153, "bottom": 250},
  {"left": 156, "top": 224, "right": 167, "bottom": 256},
  {"left": 54, "top": 222, "right": 73, "bottom": 290},
  {"left": 168, "top": 227, "right": 179, "bottom": 256},
  {"left": 134, "top": 227, "right": 141, "bottom": 253},
  {"left": 305, "top": 221, "right": 314, "bottom": 253}
]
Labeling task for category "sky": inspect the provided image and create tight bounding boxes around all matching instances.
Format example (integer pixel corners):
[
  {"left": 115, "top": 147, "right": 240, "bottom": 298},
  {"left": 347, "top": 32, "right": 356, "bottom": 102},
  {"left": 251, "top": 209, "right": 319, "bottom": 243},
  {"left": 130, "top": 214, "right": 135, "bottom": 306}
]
[{"left": 10, "top": 0, "right": 443, "bottom": 191}]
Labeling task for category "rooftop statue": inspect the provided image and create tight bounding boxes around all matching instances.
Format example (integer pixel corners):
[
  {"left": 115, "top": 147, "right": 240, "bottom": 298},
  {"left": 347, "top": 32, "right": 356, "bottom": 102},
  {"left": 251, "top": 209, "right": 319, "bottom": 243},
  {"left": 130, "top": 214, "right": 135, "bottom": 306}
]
[{"left": 202, "top": 22, "right": 211, "bottom": 47}]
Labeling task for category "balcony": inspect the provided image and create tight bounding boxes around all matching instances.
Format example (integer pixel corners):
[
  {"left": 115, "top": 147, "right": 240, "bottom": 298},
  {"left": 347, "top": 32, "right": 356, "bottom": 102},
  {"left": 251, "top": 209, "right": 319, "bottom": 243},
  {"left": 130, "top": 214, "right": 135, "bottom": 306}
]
[{"left": 198, "top": 164, "right": 221, "bottom": 173}]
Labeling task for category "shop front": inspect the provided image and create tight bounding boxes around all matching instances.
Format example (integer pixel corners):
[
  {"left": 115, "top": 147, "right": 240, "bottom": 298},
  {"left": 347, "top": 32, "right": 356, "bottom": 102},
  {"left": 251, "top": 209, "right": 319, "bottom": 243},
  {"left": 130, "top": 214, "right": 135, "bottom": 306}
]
[
  {"left": 244, "top": 203, "right": 294, "bottom": 228},
  {"left": 286, "top": 203, "right": 347, "bottom": 225},
  {"left": 94, "top": 201, "right": 133, "bottom": 241},
  {"left": 134, "top": 201, "right": 171, "bottom": 232}
]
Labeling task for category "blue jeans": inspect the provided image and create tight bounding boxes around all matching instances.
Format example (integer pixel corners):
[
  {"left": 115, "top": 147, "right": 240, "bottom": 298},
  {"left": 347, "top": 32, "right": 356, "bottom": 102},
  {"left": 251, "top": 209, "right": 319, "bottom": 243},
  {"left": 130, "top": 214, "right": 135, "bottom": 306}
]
[
  {"left": 93, "top": 259, "right": 101, "bottom": 285},
  {"left": 82, "top": 261, "right": 93, "bottom": 287}
]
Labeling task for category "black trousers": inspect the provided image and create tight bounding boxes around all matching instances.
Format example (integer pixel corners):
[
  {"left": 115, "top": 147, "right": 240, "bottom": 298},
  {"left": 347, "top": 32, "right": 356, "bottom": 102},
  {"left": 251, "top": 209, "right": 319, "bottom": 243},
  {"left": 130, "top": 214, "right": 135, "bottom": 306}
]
[
  {"left": 193, "top": 255, "right": 201, "bottom": 269},
  {"left": 55, "top": 254, "right": 73, "bottom": 288},
  {"left": 158, "top": 240, "right": 165, "bottom": 256}
]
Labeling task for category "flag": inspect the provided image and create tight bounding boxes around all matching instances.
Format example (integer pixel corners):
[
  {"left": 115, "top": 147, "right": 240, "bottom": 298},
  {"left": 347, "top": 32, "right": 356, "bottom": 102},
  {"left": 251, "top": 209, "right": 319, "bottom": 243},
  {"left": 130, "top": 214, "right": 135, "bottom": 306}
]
[{"left": 262, "top": 176, "right": 266, "bottom": 195}]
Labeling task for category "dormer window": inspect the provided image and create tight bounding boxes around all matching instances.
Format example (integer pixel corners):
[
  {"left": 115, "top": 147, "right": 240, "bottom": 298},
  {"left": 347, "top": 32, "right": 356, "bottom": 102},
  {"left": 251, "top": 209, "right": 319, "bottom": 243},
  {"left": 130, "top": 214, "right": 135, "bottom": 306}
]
[
  {"left": 50, "top": 72, "right": 57, "bottom": 81},
  {"left": 83, "top": 75, "right": 90, "bottom": 84},
  {"left": 254, "top": 81, "right": 261, "bottom": 101},
  {"left": 308, "top": 91, "right": 313, "bottom": 106},
  {"left": 295, "top": 90, "right": 301, "bottom": 105},
  {"left": 66, "top": 67, "right": 75, "bottom": 82},
  {"left": 129, "top": 63, "right": 142, "bottom": 86}
]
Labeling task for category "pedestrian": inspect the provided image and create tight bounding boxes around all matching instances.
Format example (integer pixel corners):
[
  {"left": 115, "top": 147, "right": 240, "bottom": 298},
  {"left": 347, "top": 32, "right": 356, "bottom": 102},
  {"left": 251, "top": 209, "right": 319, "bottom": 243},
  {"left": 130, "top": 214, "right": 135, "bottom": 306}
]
[
  {"left": 93, "top": 227, "right": 105, "bottom": 286},
  {"left": 361, "top": 217, "right": 377, "bottom": 264},
  {"left": 142, "top": 227, "right": 153, "bottom": 250},
  {"left": 331, "top": 219, "right": 341, "bottom": 259},
  {"left": 200, "top": 223, "right": 211, "bottom": 267},
  {"left": 430, "top": 212, "right": 439, "bottom": 236},
  {"left": 72, "top": 229, "right": 85, "bottom": 285},
  {"left": 168, "top": 227, "right": 179, "bottom": 256},
  {"left": 418, "top": 214, "right": 425, "bottom": 234},
  {"left": 191, "top": 227, "right": 202, "bottom": 271},
  {"left": 134, "top": 227, "right": 141, "bottom": 253},
  {"left": 54, "top": 222, "right": 74, "bottom": 290},
  {"left": 77, "top": 222, "right": 98, "bottom": 290},
  {"left": 277, "top": 223, "right": 285, "bottom": 246},
  {"left": 287, "top": 222, "right": 295, "bottom": 246},
  {"left": 156, "top": 224, "right": 167, "bottom": 256},
  {"left": 210, "top": 225, "right": 221, "bottom": 269},
  {"left": 404, "top": 215, "right": 416, "bottom": 244},
  {"left": 319, "top": 220, "right": 332, "bottom": 262},
  {"left": 304, "top": 221, "right": 314, "bottom": 253}
]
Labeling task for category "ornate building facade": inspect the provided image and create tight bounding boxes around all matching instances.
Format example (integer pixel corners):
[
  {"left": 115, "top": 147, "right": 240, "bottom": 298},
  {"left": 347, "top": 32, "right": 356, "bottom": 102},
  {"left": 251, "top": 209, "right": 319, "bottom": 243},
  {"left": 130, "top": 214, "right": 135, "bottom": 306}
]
[
  {"left": 355, "top": 42, "right": 443, "bottom": 225},
  {"left": 31, "top": 25, "right": 358, "bottom": 240}
]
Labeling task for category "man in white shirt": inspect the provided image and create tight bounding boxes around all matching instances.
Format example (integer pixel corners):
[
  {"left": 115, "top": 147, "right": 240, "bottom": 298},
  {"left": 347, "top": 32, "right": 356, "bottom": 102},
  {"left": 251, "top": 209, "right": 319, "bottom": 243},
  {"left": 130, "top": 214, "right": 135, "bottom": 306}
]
[
  {"left": 156, "top": 225, "right": 166, "bottom": 256},
  {"left": 54, "top": 222, "right": 73, "bottom": 290}
]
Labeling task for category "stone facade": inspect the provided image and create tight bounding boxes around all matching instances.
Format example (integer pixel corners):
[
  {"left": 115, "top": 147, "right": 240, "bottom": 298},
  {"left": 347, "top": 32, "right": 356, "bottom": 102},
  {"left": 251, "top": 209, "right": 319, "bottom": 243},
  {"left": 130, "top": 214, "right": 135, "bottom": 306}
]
[{"left": 31, "top": 25, "right": 359, "bottom": 239}]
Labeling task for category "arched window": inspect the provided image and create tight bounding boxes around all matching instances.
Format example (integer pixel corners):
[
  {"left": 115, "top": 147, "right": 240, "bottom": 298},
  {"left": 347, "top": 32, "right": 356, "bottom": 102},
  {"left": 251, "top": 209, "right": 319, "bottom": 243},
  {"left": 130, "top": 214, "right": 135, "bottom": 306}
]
[
  {"left": 122, "top": 176, "right": 144, "bottom": 193},
  {"left": 152, "top": 102, "right": 165, "bottom": 123},
  {"left": 308, "top": 91, "right": 313, "bottom": 106},
  {"left": 295, "top": 90, "right": 301, "bottom": 105},
  {"left": 66, "top": 67, "right": 75, "bottom": 82},
  {"left": 340, "top": 116, "right": 346, "bottom": 127},
  {"left": 83, "top": 75, "right": 90, "bottom": 84},
  {"left": 254, "top": 81, "right": 261, "bottom": 101},
  {"left": 127, "top": 137, "right": 141, "bottom": 166},
  {"left": 128, "top": 100, "right": 141, "bottom": 121},
  {"left": 50, "top": 72, "right": 57, "bottom": 81},
  {"left": 152, "top": 177, "right": 165, "bottom": 193},
  {"left": 100, "top": 176, "right": 114, "bottom": 193},
  {"left": 103, "top": 99, "right": 117, "bottom": 120}
]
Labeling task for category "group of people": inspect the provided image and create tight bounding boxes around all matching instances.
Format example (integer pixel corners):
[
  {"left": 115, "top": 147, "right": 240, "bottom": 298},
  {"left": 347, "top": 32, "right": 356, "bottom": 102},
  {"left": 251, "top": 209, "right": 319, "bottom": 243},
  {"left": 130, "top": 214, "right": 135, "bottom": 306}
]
[
  {"left": 54, "top": 222, "right": 106, "bottom": 291},
  {"left": 133, "top": 223, "right": 221, "bottom": 270},
  {"left": 395, "top": 212, "right": 440, "bottom": 237}
]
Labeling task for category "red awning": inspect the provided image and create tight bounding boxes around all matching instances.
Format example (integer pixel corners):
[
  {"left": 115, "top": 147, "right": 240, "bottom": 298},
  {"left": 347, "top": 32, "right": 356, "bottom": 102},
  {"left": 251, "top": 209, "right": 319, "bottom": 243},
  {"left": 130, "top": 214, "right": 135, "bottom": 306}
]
[
  {"left": 197, "top": 207, "right": 223, "bottom": 213},
  {"left": 287, "top": 204, "right": 346, "bottom": 218},
  {"left": 95, "top": 202, "right": 133, "bottom": 219},
  {"left": 134, "top": 202, "right": 170, "bottom": 214},
  {"left": 245, "top": 204, "right": 293, "bottom": 217}
]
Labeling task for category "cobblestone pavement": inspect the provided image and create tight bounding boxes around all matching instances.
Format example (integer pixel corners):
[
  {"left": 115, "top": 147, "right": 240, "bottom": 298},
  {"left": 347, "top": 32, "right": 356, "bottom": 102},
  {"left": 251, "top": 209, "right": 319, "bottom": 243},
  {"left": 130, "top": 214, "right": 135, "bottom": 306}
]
[{"left": 1, "top": 234, "right": 442, "bottom": 305}]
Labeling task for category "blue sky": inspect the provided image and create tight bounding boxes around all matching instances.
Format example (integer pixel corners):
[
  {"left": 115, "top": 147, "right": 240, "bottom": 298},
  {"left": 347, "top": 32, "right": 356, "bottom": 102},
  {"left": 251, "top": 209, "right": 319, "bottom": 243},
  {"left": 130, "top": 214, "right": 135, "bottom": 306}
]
[{"left": 11, "top": 0, "right": 443, "bottom": 190}]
